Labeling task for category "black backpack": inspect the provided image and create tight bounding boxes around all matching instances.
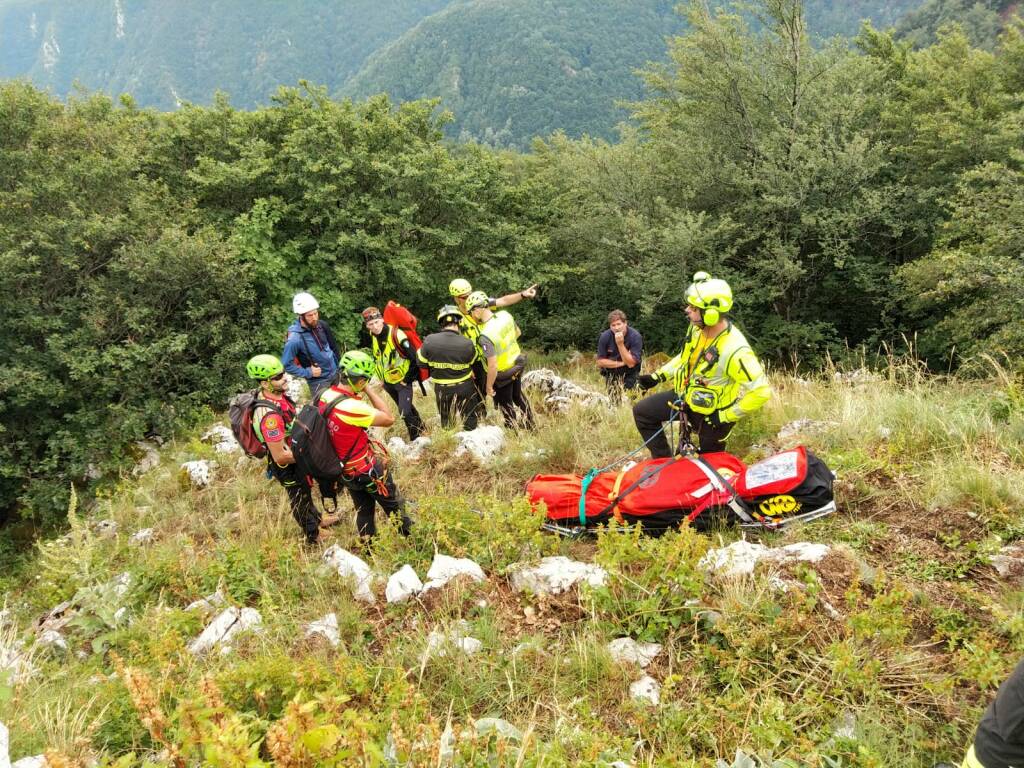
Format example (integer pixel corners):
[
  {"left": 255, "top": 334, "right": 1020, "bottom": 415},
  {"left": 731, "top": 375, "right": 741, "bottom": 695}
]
[{"left": 289, "top": 398, "right": 348, "bottom": 486}]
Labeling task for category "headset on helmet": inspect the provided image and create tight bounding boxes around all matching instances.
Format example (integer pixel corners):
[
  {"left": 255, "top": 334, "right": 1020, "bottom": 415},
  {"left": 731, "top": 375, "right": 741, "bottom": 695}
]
[
  {"left": 465, "top": 291, "right": 490, "bottom": 313},
  {"left": 449, "top": 278, "right": 472, "bottom": 297},
  {"left": 247, "top": 354, "right": 284, "bottom": 381},
  {"left": 685, "top": 272, "right": 733, "bottom": 326},
  {"left": 292, "top": 292, "right": 319, "bottom": 315},
  {"left": 437, "top": 304, "right": 462, "bottom": 325}
]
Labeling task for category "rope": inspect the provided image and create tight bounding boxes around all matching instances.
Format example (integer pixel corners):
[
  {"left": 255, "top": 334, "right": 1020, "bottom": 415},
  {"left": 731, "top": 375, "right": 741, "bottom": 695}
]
[{"left": 578, "top": 398, "right": 685, "bottom": 525}]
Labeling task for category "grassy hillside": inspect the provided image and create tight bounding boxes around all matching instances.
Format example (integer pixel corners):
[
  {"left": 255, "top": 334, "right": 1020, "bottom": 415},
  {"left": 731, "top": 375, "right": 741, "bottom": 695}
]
[{"left": 3, "top": 354, "right": 1024, "bottom": 765}]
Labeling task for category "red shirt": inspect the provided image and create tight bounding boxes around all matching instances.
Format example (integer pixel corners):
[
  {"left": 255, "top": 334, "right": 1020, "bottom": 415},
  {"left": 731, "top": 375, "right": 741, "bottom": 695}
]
[
  {"left": 254, "top": 393, "right": 296, "bottom": 445},
  {"left": 317, "top": 385, "right": 376, "bottom": 474}
]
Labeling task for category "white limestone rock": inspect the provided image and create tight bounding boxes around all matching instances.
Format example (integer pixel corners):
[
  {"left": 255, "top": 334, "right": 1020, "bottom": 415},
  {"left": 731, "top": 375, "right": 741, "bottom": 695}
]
[
  {"left": 387, "top": 436, "right": 432, "bottom": 461},
  {"left": 202, "top": 424, "right": 241, "bottom": 454},
  {"left": 36, "top": 630, "right": 67, "bottom": 655},
  {"left": 180, "top": 460, "right": 214, "bottom": 488},
  {"left": 991, "top": 543, "right": 1024, "bottom": 580},
  {"left": 92, "top": 519, "right": 118, "bottom": 539},
  {"left": 12, "top": 756, "right": 47, "bottom": 768},
  {"left": 322, "top": 545, "right": 377, "bottom": 604},
  {"left": 607, "top": 638, "right": 662, "bottom": 668},
  {"left": 131, "top": 440, "right": 161, "bottom": 476},
  {"left": 699, "top": 540, "right": 769, "bottom": 577},
  {"left": 304, "top": 613, "right": 340, "bottom": 648},
  {"left": 285, "top": 373, "right": 305, "bottom": 403},
  {"left": 776, "top": 542, "right": 830, "bottom": 564},
  {"left": 424, "top": 620, "right": 483, "bottom": 658},
  {"left": 110, "top": 571, "right": 133, "bottom": 598},
  {"left": 420, "top": 553, "right": 486, "bottom": 594},
  {"left": 521, "top": 368, "right": 609, "bottom": 412},
  {"left": 832, "top": 368, "right": 880, "bottom": 385},
  {"left": 386, "top": 565, "right": 424, "bottom": 604},
  {"left": 509, "top": 556, "right": 608, "bottom": 595},
  {"left": 699, "top": 540, "right": 831, "bottom": 578},
  {"left": 0, "top": 721, "right": 8, "bottom": 768},
  {"left": 0, "top": 641, "right": 35, "bottom": 686},
  {"left": 186, "top": 589, "right": 227, "bottom": 615},
  {"left": 453, "top": 425, "right": 505, "bottom": 462},
  {"left": 776, "top": 419, "right": 836, "bottom": 441},
  {"left": 187, "top": 607, "right": 262, "bottom": 656},
  {"left": 129, "top": 528, "right": 155, "bottom": 547},
  {"left": 629, "top": 675, "right": 661, "bottom": 706},
  {"left": 474, "top": 717, "right": 523, "bottom": 741}
]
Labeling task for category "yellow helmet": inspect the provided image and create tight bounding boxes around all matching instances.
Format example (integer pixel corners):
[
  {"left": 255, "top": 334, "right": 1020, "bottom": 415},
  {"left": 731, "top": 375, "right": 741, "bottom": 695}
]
[
  {"left": 449, "top": 278, "right": 472, "bottom": 297},
  {"left": 465, "top": 291, "right": 491, "bottom": 312},
  {"left": 685, "top": 272, "right": 733, "bottom": 325}
]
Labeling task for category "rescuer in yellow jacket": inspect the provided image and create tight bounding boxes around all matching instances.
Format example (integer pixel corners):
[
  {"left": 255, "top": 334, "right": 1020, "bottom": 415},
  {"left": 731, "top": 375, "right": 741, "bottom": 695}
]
[
  {"left": 465, "top": 290, "right": 536, "bottom": 430},
  {"left": 448, "top": 277, "right": 538, "bottom": 414},
  {"left": 633, "top": 272, "right": 771, "bottom": 457}
]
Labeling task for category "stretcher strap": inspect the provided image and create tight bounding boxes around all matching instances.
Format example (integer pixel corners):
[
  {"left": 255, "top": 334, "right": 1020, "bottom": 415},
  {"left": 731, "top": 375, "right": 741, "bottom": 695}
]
[
  {"left": 607, "top": 468, "right": 628, "bottom": 525},
  {"left": 686, "top": 457, "right": 755, "bottom": 523},
  {"left": 579, "top": 469, "right": 598, "bottom": 525}
]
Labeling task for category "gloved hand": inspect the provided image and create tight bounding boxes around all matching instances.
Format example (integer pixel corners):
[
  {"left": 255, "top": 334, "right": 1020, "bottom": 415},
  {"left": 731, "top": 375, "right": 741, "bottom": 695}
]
[{"left": 637, "top": 373, "right": 659, "bottom": 391}]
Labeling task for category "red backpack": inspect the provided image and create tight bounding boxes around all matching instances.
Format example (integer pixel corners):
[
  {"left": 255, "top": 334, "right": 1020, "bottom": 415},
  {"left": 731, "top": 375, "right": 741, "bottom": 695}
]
[{"left": 383, "top": 300, "right": 430, "bottom": 383}]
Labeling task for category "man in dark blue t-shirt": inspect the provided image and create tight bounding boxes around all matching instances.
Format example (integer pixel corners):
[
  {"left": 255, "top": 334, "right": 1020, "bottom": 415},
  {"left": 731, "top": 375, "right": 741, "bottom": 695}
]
[{"left": 596, "top": 309, "right": 643, "bottom": 403}]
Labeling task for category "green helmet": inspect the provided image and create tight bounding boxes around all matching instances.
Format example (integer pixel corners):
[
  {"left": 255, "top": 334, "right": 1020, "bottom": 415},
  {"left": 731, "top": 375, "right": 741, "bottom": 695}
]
[
  {"left": 449, "top": 278, "right": 472, "bottom": 297},
  {"left": 685, "top": 272, "right": 733, "bottom": 325},
  {"left": 437, "top": 304, "right": 463, "bottom": 325},
  {"left": 340, "top": 350, "right": 375, "bottom": 381},
  {"left": 465, "top": 290, "right": 490, "bottom": 312},
  {"left": 247, "top": 354, "right": 284, "bottom": 380}
]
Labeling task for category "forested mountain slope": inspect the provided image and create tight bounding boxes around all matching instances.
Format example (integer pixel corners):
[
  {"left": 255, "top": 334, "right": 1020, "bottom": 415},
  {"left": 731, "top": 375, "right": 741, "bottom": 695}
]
[
  {"left": 895, "top": 0, "right": 1020, "bottom": 48},
  {"left": 0, "top": 0, "right": 456, "bottom": 108},
  {"left": 342, "top": 0, "right": 686, "bottom": 146},
  {"left": 0, "top": 0, "right": 926, "bottom": 145}
]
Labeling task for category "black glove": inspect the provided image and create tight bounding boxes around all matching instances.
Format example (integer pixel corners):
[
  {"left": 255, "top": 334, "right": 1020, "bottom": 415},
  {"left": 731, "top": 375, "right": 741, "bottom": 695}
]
[
  {"left": 637, "top": 373, "right": 659, "bottom": 391},
  {"left": 705, "top": 410, "right": 723, "bottom": 427}
]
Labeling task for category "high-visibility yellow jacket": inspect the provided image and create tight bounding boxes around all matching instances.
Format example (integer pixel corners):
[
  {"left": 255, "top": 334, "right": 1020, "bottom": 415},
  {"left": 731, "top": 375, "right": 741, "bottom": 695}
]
[
  {"left": 370, "top": 327, "right": 411, "bottom": 384},
  {"left": 654, "top": 322, "right": 771, "bottom": 422},
  {"left": 459, "top": 311, "right": 481, "bottom": 343},
  {"left": 478, "top": 311, "right": 522, "bottom": 373}
]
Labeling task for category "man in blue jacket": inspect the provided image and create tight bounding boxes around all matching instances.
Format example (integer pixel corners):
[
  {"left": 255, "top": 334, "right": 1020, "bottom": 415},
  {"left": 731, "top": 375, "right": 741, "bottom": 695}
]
[{"left": 282, "top": 292, "right": 340, "bottom": 401}]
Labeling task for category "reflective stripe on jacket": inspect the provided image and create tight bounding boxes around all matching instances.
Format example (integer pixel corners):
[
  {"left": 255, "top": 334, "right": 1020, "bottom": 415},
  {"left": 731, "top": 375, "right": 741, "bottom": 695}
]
[
  {"left": 479, "top": 311, "right": 522, "bottom": 373},
  {"left": 418, "top": 329, "right": 477, "bottom": 385},
  {"left": 654, "top": 322, "right": 771, "bottom": 422},
  {"left": 371, "top": 326, "right": 411, "bottom": 384}
]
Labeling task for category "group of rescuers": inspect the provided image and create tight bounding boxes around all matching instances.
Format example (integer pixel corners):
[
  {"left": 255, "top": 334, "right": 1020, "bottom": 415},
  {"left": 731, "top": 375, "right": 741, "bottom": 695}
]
[
  {"left": 243, "top": 270, "right": 771, "bottom": 548},
  {"left": 245, "top": 273, "right": 1016, "bottom": 768}
]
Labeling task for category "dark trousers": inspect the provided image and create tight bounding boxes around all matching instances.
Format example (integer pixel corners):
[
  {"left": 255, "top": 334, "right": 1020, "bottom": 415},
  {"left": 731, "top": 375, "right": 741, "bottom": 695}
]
[
  {"left": 383, "top": 381, "right": 426, "bottom": 440},
  {"left": 632, "top": 390, "right": 733, "bottom": 458},
  {"left": 602, "top": 366, "right": 640, "bottom": 405},
  {"left": 270, "top": 463, "right": 321, "bottom": 543},
  {"left": 435, "top": 379, "right": 481, "bottom": 431},
  {"left": 493, "top": 373, "right": 535, "bottom": 430},
  {"left": 344, "top": 466, "right": 411, "bottom": 539},
  {"left": 471, "top": 361, "right": 488, "bottom": 416}
]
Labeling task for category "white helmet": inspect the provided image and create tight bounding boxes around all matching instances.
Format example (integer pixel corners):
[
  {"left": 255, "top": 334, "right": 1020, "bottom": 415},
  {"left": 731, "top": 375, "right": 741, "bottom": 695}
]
[{"left": 292, "top": 292, "right": 319, "bottom": 315}]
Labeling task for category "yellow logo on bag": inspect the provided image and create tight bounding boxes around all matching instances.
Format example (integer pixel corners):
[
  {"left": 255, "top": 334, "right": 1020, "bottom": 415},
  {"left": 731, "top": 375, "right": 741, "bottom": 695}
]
[{"left": 758, "top": 495, "right": 801, "bottom": 518}]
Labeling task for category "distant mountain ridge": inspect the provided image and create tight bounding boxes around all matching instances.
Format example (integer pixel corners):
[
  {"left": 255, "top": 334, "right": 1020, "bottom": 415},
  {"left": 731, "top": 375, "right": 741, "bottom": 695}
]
[{"left": 0, "top": 0, "right": 931, "bottom": 146}]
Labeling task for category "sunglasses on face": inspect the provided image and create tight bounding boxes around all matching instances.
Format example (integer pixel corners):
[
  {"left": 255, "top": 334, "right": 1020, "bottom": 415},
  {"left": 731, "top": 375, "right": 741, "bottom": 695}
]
[{"left": 270, "top": 372, "right": 286, "bottom": 381}]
